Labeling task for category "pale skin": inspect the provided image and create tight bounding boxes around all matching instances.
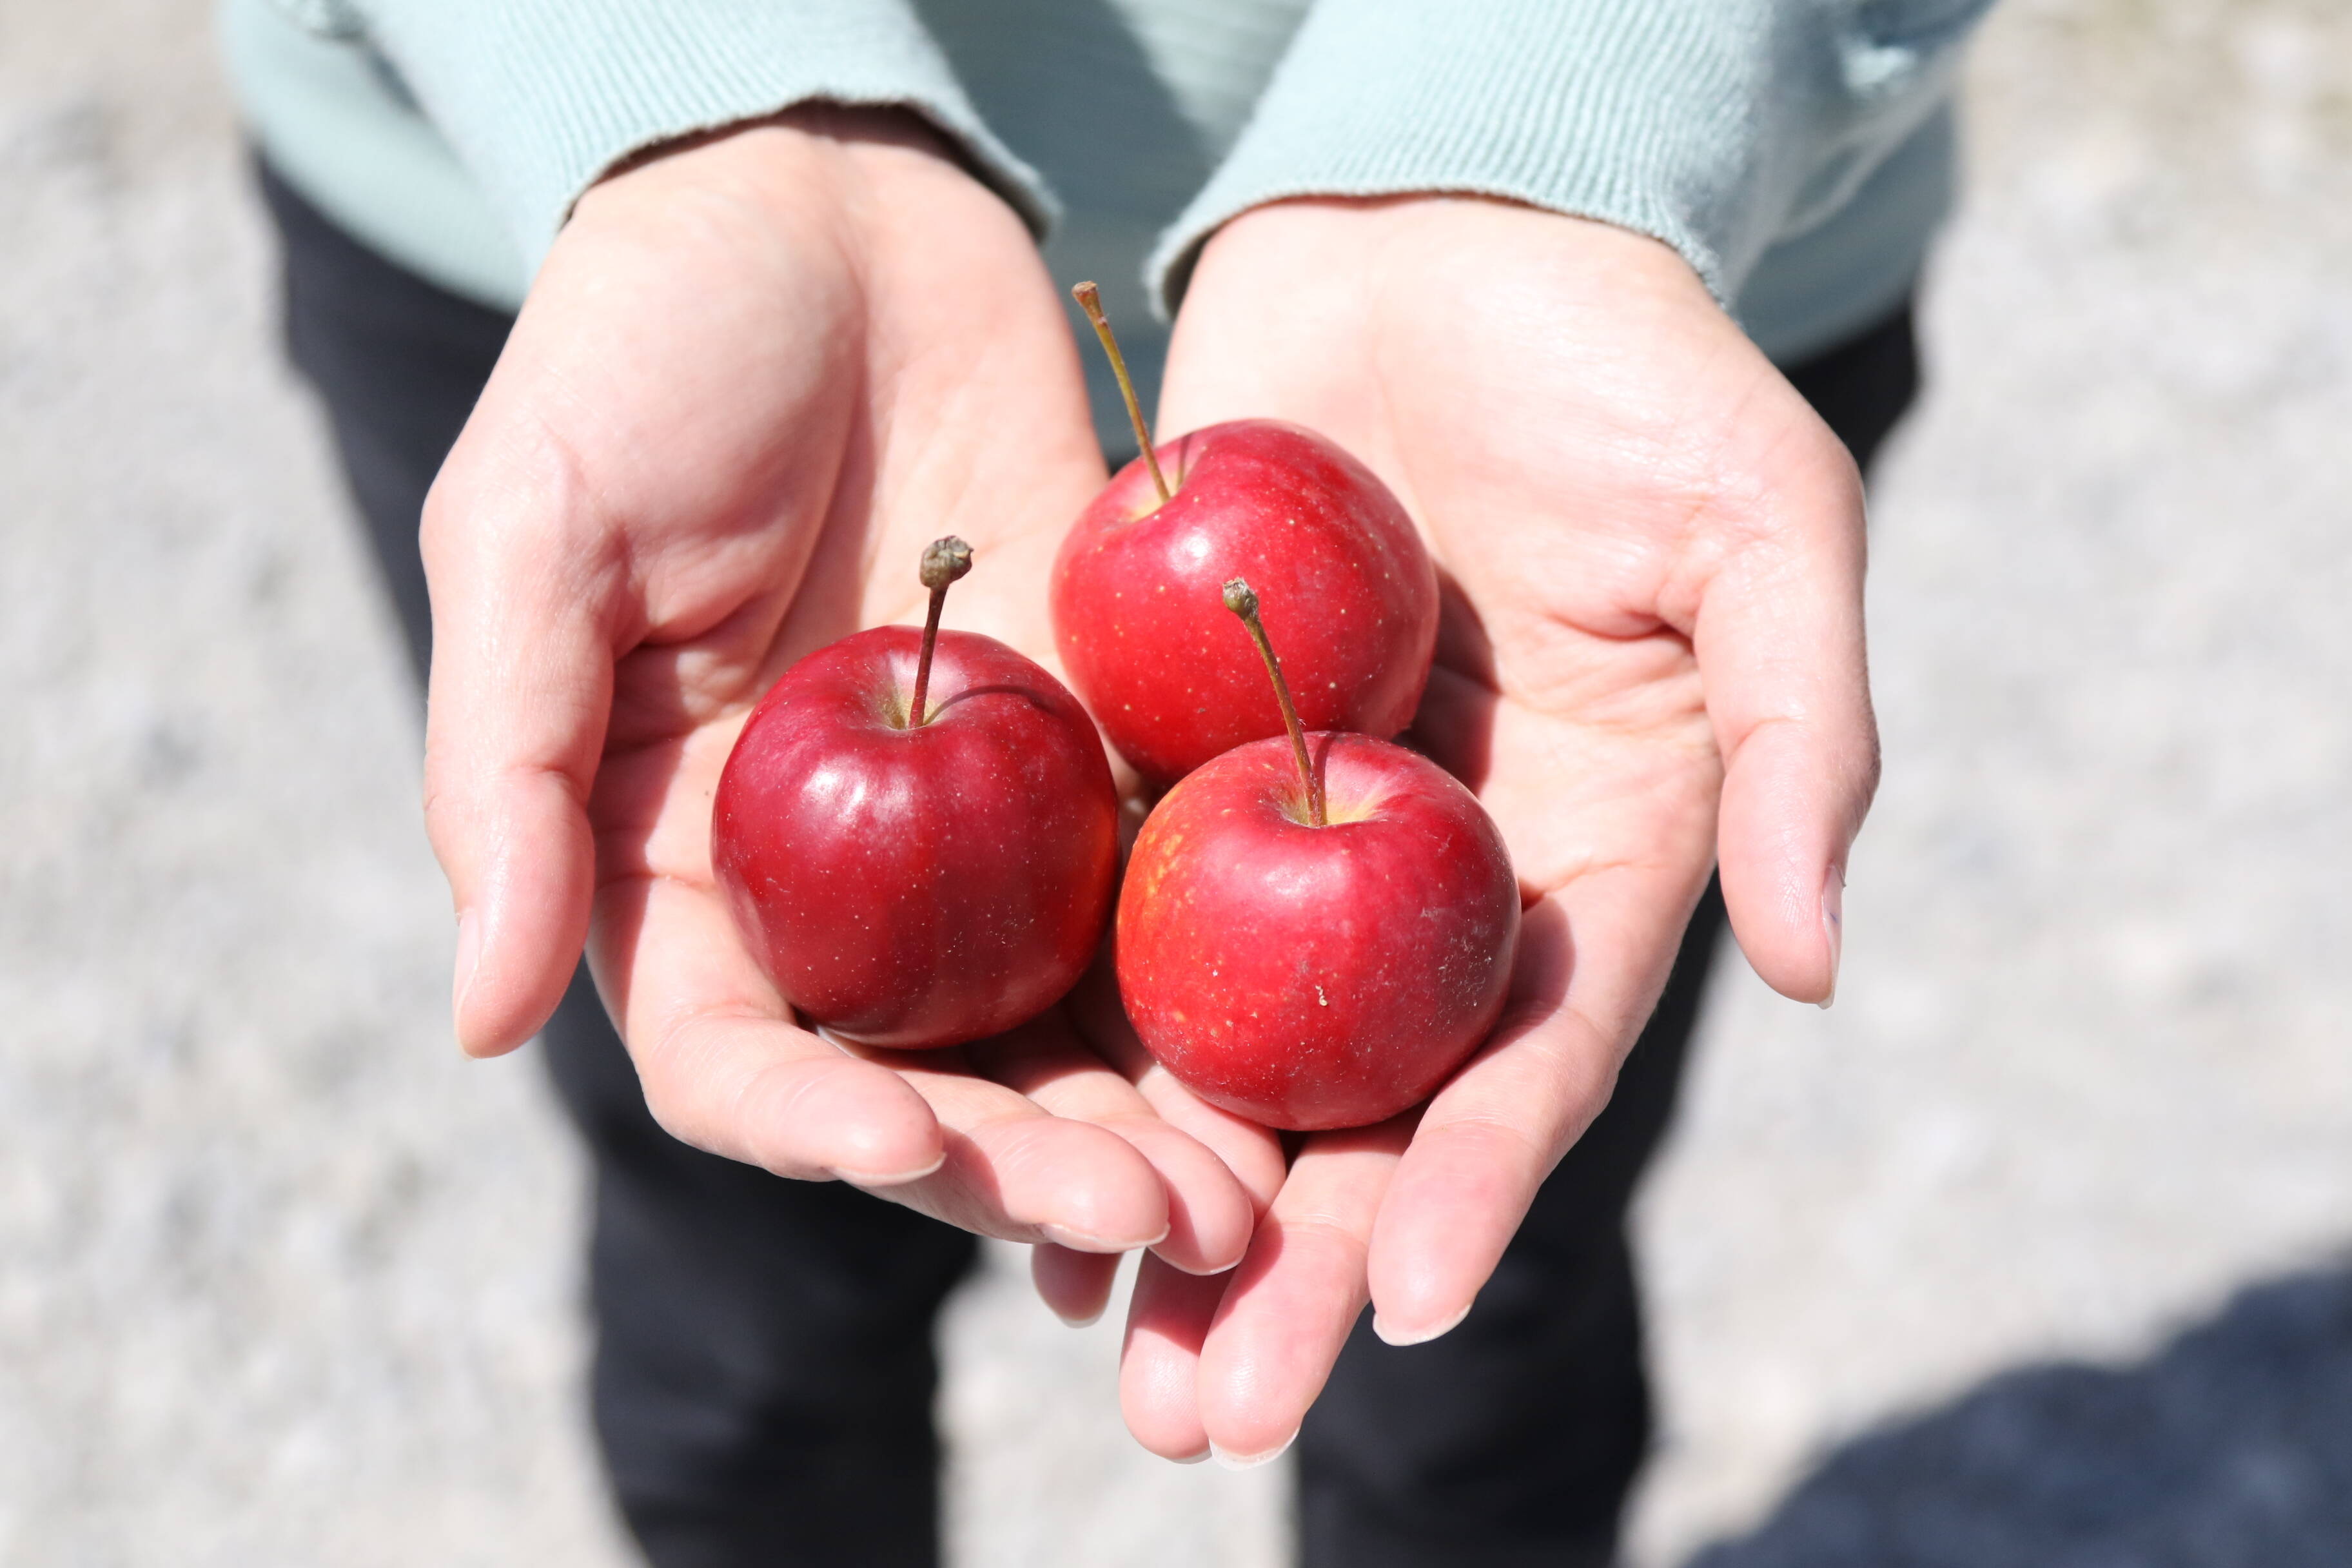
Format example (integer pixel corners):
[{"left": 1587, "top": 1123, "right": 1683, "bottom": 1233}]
[
  {"left": 422, "top": 112, "right": 1873, "bottom": 1463},
  {"left": 1092, "top": 197, "right": 1875, "bottom": 1464},
  {"left": 423, "top": 106, "right": 1259, "bottom": 1278}
]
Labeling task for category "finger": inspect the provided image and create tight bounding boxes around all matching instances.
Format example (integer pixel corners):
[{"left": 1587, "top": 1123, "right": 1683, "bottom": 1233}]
[
  {"left": 869, "top": 1040, "right": 1173, "bottom": 1251},
  {"left": 1031, "top": 1244, "right": 1122, "bottom": 1328},
  {"left": 640, "top": 1012, "right": 950, "bottom": 1183},
  {"left": 599, "top": 874, "right": 947, "bottom": 1182},
  {"left": 1692, "top": 424, "right": 1876, "bottom": 1005},
  {"left": 1365, "top": 868, "right": 1698, "bottom": 1343},
  {"left": 1197, "top": 1122, "right": 1409, "bottom": 1467},
  {"left": 1067, "top": 959, "right": 1292, "bottom": 1213},
  {"left": 976, "top": 1025, "right": 1256, "bottom": 1275},
  {"left": 1119, "top": 1253, "right": 1226, "bottom": 1461},
  {"left": 603, "top": 872, "right": 1174, "bottom": 1246},
  {"left": 420, "top": 427, "right": 618, "bottom": 1057}
]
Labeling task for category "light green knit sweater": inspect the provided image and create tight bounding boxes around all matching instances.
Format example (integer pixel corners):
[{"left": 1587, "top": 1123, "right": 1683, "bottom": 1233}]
[{"left": 222, "top": 0, "right": 1989, "bottom": 441}]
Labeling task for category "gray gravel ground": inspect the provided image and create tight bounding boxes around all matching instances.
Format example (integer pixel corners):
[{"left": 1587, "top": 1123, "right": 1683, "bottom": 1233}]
[{"left": 3, "top": 1, "right": 2347, "bottom": 1565}]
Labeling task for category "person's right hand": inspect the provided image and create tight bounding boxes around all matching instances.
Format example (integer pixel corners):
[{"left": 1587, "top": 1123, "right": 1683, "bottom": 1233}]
[{"left": 418, "top": 106, "right": 1256, "bottom": 1282}]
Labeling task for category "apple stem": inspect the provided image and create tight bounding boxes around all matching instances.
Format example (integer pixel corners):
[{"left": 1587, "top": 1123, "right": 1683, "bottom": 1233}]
[
  {"left": 1222, "top": 578, "right": 1325, "bottom": 827},
  {"left": 908, "top": 536, "right": 972, "bottom": 728},
  {"left": 1072, "top": 282, "right": 1171, "bottom": 506}
]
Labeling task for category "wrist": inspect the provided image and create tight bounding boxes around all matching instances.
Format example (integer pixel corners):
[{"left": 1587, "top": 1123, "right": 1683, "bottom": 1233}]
[
  {"left": 1195, "top": 195, "right": 1707, "bottom": 315},
  {"left": 567, "top": 103, "right": 976, "bottom": 250}
]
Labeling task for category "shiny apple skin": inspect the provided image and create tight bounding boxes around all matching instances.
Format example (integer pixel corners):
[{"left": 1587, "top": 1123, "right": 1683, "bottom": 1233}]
[
  {"left": 712, "top": 625, "right": 1119, "bottom": 1049},
  {"left": 1116, "top": 732, "right": 1520, "bottom": 1131},
  {"left": 1050, "top": 419, "right": 1439, "bottom": 789}
]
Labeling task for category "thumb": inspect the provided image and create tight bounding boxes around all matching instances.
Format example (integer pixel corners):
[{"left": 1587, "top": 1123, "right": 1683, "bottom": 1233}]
[
  {"left": 1701, "top": 420, "right": 1878, "bottom": 1006},
  {"left": 421, "top": 424, "right": 618, "bottom": 1055}
]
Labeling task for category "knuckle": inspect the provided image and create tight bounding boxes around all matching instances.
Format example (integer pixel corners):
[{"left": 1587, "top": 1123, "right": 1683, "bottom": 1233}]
[{"left": 420, "top": 408, "right": 596, "bottom": 575}]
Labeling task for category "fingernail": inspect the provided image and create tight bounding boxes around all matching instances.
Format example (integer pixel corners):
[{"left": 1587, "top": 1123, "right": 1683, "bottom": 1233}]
[
  {"left": 828, "top": 1152, "right": 947, "bottom": 1187},
  {"left": 1210, "top": 1429, "right": 1298, "bottom": 1470},
  {"left": 451, "top": 909, "right": 482, "bottom": 1041},
  {"left": 1373, "top": 1300, "right": 1471, "bottom": 1347},
  {"left": 1819, "top": 865, "right": 1845, "bottom": 1010},
  {"left": 1049, "top": 1302, "right": 1106, "bottom": 1329},
  {"left": 1041, "top": 1222, "right": 1170, "bottom": 1253}
]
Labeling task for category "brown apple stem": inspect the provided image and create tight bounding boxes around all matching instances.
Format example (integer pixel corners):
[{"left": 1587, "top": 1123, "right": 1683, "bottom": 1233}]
[
  {"left": 1071, "top": 281, "right": 1171, "bottom": 505},
  {"left": 908, "top": 536, "right": 972, "bottom": 727},
  {"left": 1222, "top": 578, "right": 1324, "bottom": 827}
]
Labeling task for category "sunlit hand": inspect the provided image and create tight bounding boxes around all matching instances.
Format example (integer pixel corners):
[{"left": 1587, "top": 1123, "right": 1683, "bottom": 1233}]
[
  {"left": 419, "top": 108, "right": 1253, "bottom": 1277},
  {"left": 1113, "top": 197, "right": 1875, "bottom": 1461}
]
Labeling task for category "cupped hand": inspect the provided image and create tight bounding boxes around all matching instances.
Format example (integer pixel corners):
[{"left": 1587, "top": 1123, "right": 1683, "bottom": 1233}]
[
  {"left": 1113, "top": 197, "right": 1876, "bottom": 1461},
  {"left": 418, "top": 108, "right": 1253, "bottom": 1275}
]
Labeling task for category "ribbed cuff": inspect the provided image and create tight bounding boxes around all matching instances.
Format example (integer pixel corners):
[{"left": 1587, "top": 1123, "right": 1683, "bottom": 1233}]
[
  {"left": 352, "top": 0, "right": 1056, "bottom": 270},
  {"left": 1148, "top": 0, "right": 1988, "bottom": 314}
]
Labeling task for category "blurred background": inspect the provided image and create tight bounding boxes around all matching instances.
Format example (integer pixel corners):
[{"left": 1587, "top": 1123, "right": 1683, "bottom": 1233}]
[{"left": 4, "top": 0, "right": 2349, "bottom": 1562}]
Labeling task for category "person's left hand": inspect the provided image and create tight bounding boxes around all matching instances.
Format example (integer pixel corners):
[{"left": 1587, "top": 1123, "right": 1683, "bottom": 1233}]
[{"left": 1092, "top": 196, "right": 1877, "bottom": 1464}]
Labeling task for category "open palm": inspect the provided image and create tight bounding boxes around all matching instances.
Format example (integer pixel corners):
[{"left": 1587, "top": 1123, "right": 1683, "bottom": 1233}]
[
  {"left": 420, "top": 110, "right": 1253, "bottom": 1275},
  {"left": 1114, "top": 197, "right": 1876, "bottom": 1460}
]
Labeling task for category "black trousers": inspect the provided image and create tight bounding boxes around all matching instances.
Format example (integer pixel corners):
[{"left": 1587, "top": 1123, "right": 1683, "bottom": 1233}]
[{"left": 262, "top": 161, "right": 1917, "bottom": 1568}]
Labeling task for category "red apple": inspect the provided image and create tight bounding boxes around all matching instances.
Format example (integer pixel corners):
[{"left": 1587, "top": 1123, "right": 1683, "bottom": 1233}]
[
  {"left": 1052, "top": 286, "right": 1438, "bottom": 788},
  {"left": 1114, "top": 582, "right": 1519, "bottom": 1131},
  {"left": 712, "top": 540, "right": 1119, "bottom": 1048}
]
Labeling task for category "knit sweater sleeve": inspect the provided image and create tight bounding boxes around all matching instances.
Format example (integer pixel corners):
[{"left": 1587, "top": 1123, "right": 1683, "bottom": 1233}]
[
  {"left": 1148, "top": 0, "right": 1995, "bottom": 309},
  {"left": 277, "top": 0, "right": 1055, "bottom": 269}
]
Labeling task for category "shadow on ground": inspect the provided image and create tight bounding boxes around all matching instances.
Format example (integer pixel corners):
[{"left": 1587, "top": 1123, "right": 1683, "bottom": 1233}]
[{"left": 1687, "top": 1260, "right": 2352, "bottom": 1567}]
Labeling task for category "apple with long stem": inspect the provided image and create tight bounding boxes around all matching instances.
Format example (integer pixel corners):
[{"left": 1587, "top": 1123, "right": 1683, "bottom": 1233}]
[
  {"left": 1051, "top": 284, "right": 1439, "bottom": 789},
  {"left": 712, "top": 536, "right": 1119, "bottom": 1048},
  {"left": 1115, "top": 577, "right": 1520, "bottom": 1130}
]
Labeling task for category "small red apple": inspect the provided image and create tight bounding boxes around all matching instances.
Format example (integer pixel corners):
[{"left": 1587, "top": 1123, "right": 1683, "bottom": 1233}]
[
  {"left": 1050, "top": 284, "right": 1438, "bottom": 789},
  {"left": 1115, "top": 580, "right": 1519, "bottom": 1131},
  {"left": 713, "top": 538, "right": 1119, "bottom": 1048}
]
